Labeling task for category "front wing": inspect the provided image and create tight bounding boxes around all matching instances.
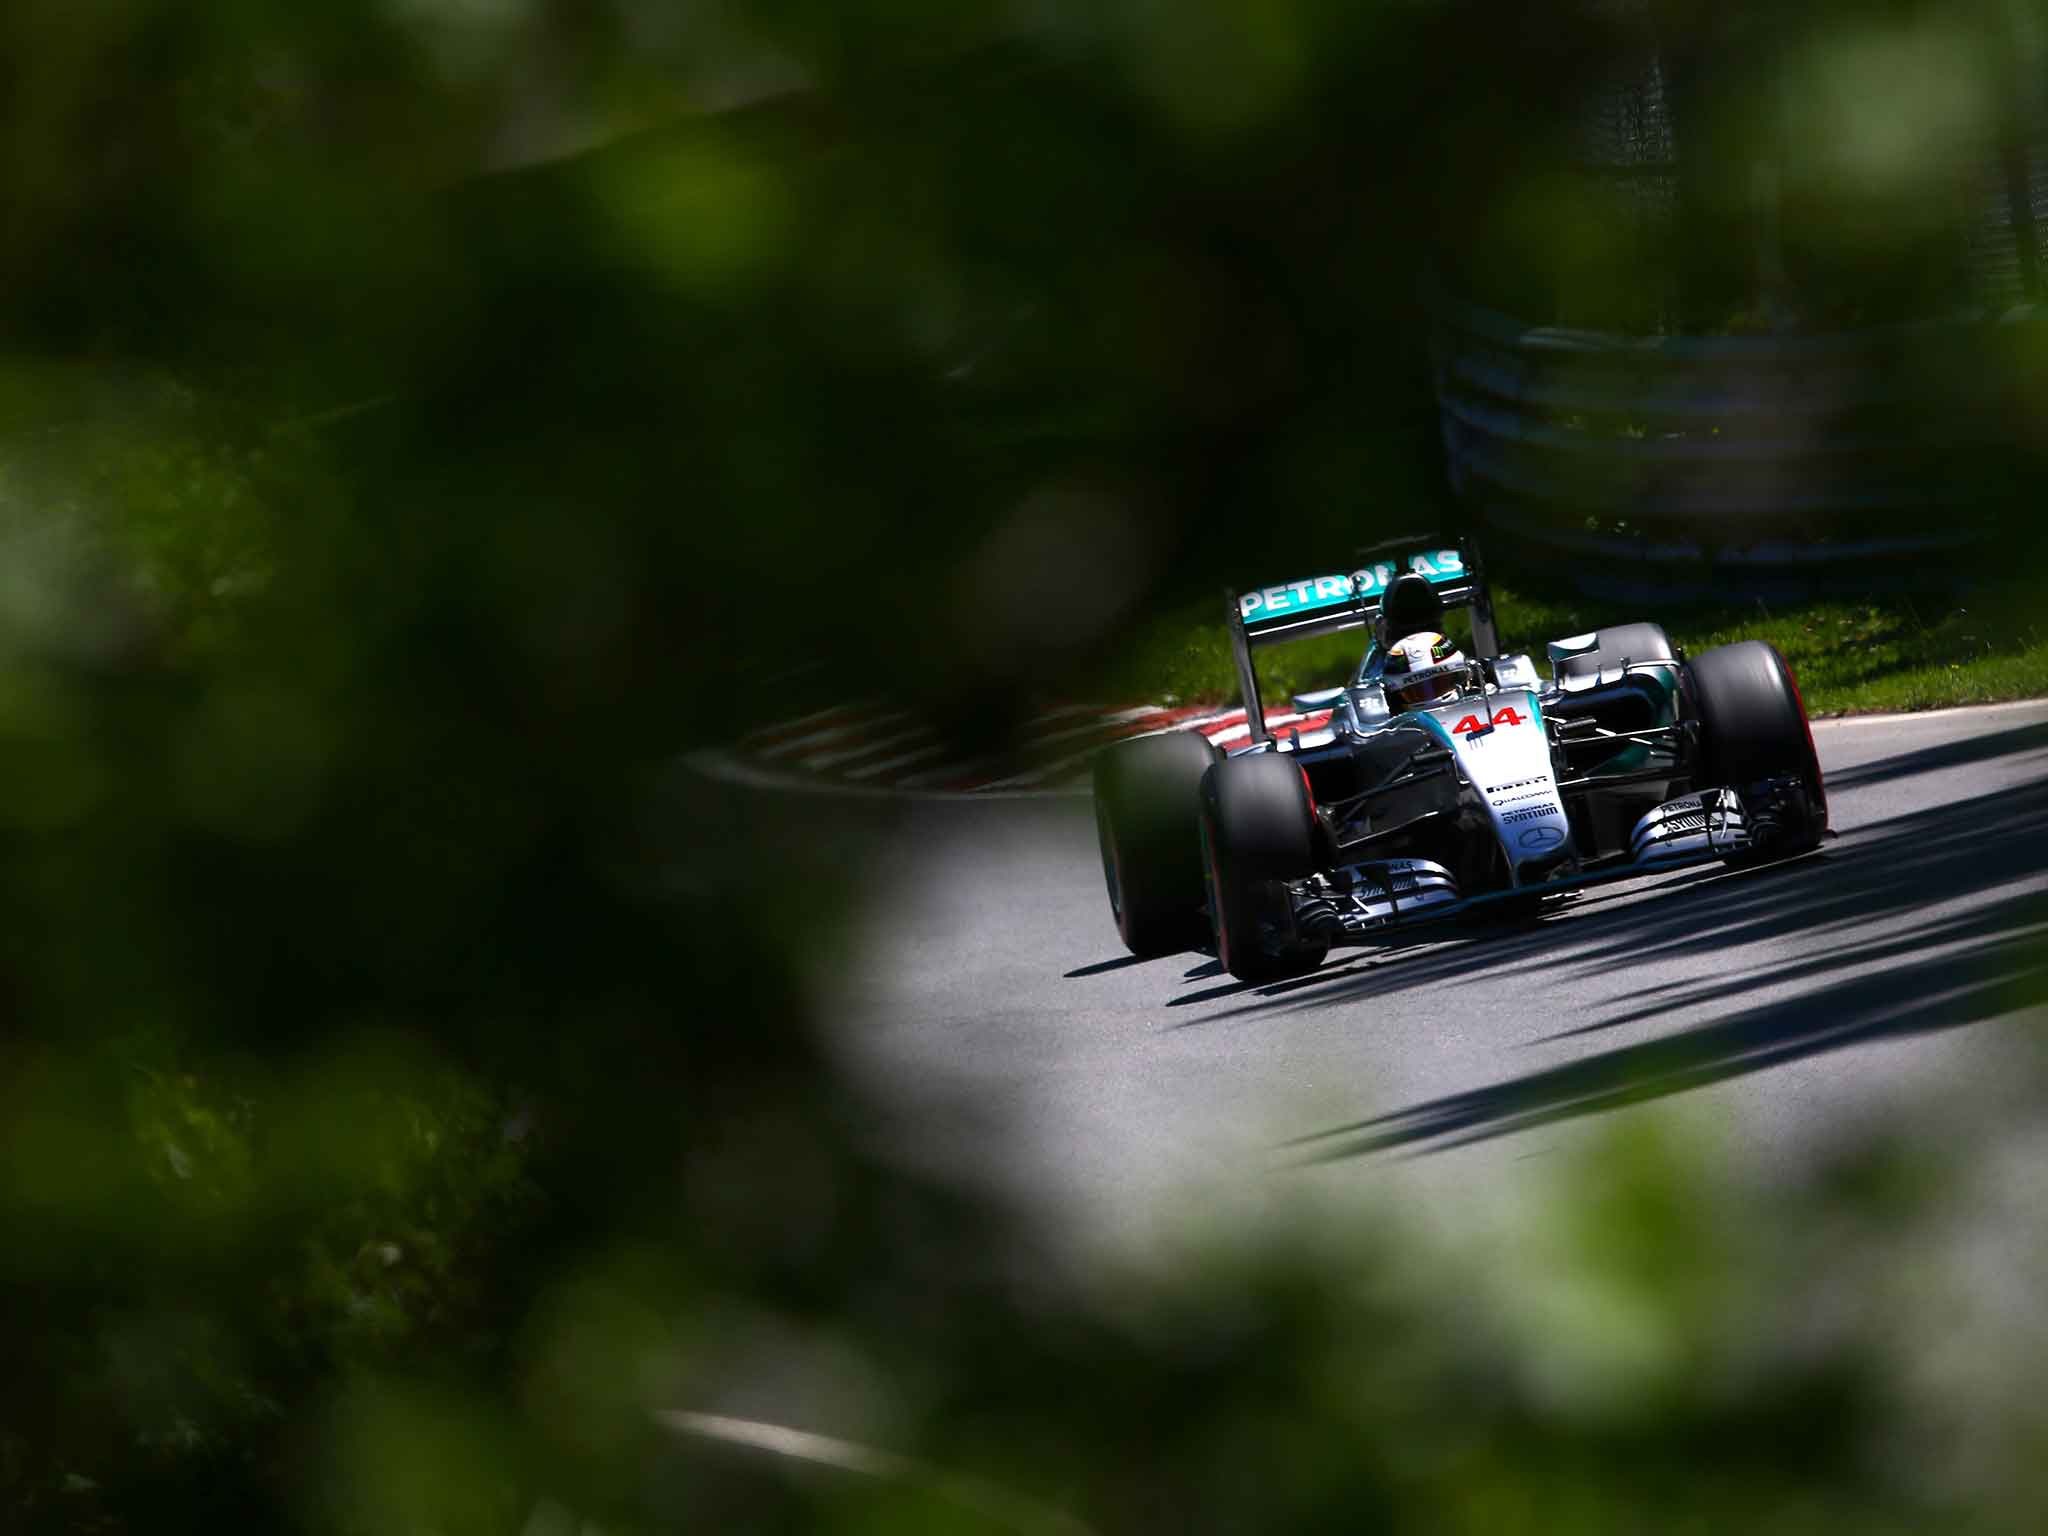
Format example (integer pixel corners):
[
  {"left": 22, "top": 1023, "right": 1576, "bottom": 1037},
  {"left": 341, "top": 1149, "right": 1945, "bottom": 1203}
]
[{"left": 1291, "top": 783, "right": 1795, "bottom": 943}]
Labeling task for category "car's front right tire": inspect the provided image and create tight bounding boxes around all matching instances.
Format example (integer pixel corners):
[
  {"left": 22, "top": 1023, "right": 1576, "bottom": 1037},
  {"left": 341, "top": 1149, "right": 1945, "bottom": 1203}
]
[
  {"left": 1200, "top": 753, "right": 1329, "bottom": 983},
  {"left": 1093, "top": 729, "right": 1219, "bottom": 957},
  {"left": 1688, "top": 639, "right": 1828, "bottom": 860}
]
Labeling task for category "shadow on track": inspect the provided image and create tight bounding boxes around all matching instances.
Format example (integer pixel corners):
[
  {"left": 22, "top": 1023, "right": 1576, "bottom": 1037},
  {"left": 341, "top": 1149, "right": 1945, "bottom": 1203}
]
[
  {"left": 1822, "top": 718, "right": 2048, "bottom": 792},
  {"left": 1064, "top": 955, "right": 1155, "bottom": 978},
  {"left": 1273, "top": 767, "right": 2048, "bottom": 1161}
]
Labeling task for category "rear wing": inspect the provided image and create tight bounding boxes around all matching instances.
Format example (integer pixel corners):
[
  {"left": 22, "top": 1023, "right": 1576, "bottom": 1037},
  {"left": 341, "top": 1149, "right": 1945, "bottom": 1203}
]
[{"left": 1226, "top": 535, "right": 1500, "bottom": 745}]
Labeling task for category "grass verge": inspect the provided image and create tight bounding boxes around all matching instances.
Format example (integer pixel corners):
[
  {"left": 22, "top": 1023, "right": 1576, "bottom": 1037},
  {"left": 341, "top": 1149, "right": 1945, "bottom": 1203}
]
[{"left": 1089, "top": 585, "right": 2048, "bottom": 718}]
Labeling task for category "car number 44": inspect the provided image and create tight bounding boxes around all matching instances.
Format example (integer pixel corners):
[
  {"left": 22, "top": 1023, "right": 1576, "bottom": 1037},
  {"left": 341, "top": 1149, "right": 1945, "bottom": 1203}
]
[{"left": 1452, "top": 707, "right": 1526, "bottom": 734}]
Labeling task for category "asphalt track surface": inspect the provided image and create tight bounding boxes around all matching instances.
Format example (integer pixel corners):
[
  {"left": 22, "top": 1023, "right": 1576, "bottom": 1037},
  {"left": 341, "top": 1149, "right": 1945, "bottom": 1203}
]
[{"left": 806, "top": 700, "right": 2048, "bottom": 1257}]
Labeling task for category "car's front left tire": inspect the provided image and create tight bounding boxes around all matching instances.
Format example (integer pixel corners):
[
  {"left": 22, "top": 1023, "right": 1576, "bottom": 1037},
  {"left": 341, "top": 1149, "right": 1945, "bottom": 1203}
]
[{"left": 1200, "top": 753, "right": 1329, "bottom": 982}]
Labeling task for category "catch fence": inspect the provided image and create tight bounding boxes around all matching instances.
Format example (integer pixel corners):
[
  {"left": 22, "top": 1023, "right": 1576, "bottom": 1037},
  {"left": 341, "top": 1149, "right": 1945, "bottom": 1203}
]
[{"left": 1430, "top": 292, "right": 2041, "bottom": 600}]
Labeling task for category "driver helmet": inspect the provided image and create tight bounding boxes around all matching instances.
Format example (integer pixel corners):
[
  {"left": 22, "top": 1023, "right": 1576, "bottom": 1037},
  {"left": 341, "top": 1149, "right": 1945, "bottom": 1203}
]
[
  {"left": 1376, "top": 571, "right": 1446, "bottom": 651},
  {"left": 1381, "top": 631, "right": 1467, "bottom": 712}
]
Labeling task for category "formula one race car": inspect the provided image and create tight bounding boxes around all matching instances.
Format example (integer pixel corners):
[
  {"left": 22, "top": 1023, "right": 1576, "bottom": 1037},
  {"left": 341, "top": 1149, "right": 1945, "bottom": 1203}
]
[{"left": 1092, "top": 535, "right": 1827, "bottom": 981}]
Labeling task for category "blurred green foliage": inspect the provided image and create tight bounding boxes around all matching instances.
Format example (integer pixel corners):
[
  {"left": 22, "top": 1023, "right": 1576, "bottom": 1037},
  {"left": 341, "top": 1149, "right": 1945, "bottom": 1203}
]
[{"left": 0, "top": 0, "right": 2045, "bottom": 1532}]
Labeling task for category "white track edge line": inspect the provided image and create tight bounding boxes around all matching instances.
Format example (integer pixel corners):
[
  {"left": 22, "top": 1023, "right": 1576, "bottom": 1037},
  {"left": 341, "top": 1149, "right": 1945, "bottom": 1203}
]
[
  {"left": 705, "top": 696, "right": 2048, "bottom": 804},
  {"left": 685, "top": 749, "right": 1087, "bottom": 802},
  {"left": 800, "top": 724, "right": 937, "bottom": 771},
  {"left": 1809, "top": 696, "right": 2048, "bottom": 728},
  {"left": 756, "top": 712, "right": 910, "bottom": 760}
]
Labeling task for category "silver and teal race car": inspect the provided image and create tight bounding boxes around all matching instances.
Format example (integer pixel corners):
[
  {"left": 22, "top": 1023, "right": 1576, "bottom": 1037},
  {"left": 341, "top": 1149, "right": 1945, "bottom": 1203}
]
[{"left": 1092, "top": 536, "right": 1828, "bottom": 981}]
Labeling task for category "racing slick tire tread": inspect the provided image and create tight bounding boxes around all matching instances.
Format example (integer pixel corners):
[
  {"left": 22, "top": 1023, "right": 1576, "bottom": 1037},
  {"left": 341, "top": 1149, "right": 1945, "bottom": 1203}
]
[
  {"left": 1093, "top": 729, "right": 1220, "bottom": 957},
  {"left": 1200, "top": 754, "right": 1329, "bottom": 983},
  {"left": 1688, "top": 640, "right": 1828, "bottom": 859}
]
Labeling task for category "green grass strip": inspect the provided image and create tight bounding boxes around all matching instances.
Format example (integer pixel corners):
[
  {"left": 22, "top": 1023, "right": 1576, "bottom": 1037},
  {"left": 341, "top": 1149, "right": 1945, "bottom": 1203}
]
[{"left": 1090, "top": 586, "right": 2048, "bottom": 719}]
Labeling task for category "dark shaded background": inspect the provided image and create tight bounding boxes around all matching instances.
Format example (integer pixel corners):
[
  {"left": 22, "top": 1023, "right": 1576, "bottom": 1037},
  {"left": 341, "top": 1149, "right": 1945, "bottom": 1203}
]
[{"left": 2, "top": 2, "right": 2046, "bottom": 1530}]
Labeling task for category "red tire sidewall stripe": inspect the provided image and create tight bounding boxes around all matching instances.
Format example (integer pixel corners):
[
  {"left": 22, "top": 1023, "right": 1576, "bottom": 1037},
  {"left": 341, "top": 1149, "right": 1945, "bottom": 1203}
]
[{"left": 1773, "top": 645, "right": 1827, "bottom": 808}]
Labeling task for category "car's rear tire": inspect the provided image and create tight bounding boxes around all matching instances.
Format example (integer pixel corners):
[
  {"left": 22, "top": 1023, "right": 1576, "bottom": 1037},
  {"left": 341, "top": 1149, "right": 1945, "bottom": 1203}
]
[
  {"left": 1093, "top": 729, "right": 1220, "bottom": 956},
  {"left": 1551, "top": 621, "right": 1677, "bottom": 679},
  {"left": 1200, "top": 754, "right": 1329, "bottom": 982},
  {"left": 1688, "top": 640, "right": 1827, "bottom": 858},
  {"left": 1586, "top": 622, "right": 1677, "bottom": 669}
]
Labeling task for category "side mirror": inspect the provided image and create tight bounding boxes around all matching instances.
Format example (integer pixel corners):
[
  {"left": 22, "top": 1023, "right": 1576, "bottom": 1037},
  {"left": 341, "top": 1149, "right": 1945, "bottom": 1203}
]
[
  {"left": 1490, "top": 654, "right": 1541, "bottom": 691},
  {"left": 1290, "top": 686, "right": 1347, "bottom": 712}
]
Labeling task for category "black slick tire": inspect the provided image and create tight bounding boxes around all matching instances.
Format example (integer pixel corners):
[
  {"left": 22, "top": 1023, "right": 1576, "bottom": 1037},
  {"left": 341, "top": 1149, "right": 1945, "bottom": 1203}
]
[
  {"left": 1093, "top": 729, "right": 1220, "bottom": 956},
  {"left": 1199, "top": 754, "right": 1329, "bottom": 983},
  {"left": 1688, "top": 640, "right": 1828, "bottom": 859}
]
